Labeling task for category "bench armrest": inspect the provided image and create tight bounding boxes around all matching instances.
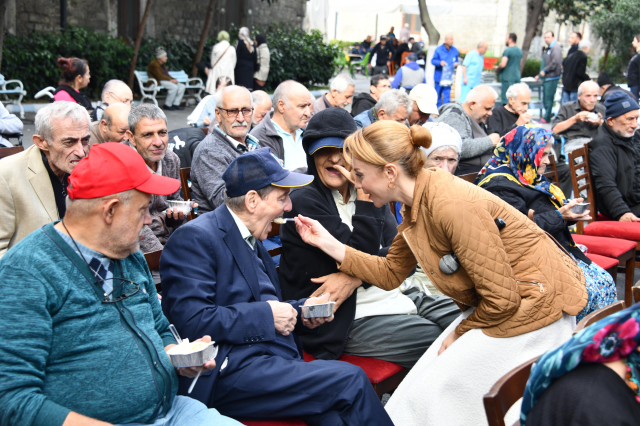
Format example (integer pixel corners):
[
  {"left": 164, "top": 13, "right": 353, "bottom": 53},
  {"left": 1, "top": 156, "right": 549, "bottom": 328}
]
[
  {"left": 185, "top": 77, "right": 204, "bottom": 88},
  {"left": 3, "top": 79, "right": 26, "bottom": 94}
]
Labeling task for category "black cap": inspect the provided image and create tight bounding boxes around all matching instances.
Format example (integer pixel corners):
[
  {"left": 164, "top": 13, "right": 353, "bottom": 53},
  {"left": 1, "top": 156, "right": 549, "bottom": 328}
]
[
  {"left": 302, "top": 108, "right": 357, "bottom": 155},
  {"left": 604, "top": 91, "right": 639, "bottom": 119},
  {"left": 597, "top": 72, "right": 613, "bottom": 87}
]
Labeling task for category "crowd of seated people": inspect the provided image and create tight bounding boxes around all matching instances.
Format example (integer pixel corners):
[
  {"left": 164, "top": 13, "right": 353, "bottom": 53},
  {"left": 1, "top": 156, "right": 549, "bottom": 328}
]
[{"left": 2, "top": 64, "right": 640, "bottom": 426}]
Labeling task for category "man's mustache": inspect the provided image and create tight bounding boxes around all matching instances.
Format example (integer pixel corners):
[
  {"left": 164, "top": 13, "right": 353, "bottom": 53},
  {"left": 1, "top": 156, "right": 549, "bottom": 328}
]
[{"left": 232, "top": 121, "right": 248, "bottom": 128}]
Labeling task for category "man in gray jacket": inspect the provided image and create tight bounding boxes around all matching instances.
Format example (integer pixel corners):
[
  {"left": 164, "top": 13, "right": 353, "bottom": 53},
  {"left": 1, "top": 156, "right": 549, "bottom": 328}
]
[
  {"left": 534, "top": 31, "right": 563, "bottom": 123},
  {"left": 191, "top": 85, "right": 261, "bottom": 214},
  {"left": 250, "top": 80, "right": 312, "bottom": 173},
  {"left": 436, "top": 84, "right": 500, "bottom": 175}
]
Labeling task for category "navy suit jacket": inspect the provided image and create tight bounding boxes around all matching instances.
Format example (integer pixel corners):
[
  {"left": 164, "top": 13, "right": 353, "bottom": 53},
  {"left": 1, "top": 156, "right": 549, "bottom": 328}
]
[{"left": 160, "top": 205, "right": 308, "bottom": 406}]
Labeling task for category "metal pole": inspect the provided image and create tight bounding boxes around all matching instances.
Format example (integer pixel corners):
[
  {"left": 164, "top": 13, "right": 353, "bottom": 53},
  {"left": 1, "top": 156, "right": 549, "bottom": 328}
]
[
  {"left": 334, "top": 12, "right": 337, "bottom": 40},
  {"left": 375, "top": 14, "right": 378, "bottom": 40},
  {"left": 60, "top": 0, "right": 67, "bottom": 29}
]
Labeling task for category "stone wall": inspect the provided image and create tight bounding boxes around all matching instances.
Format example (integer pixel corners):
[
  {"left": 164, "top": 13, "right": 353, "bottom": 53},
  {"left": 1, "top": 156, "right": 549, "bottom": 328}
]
[{"left": 13, "top": 0, "right": 305, "bottom": 41}]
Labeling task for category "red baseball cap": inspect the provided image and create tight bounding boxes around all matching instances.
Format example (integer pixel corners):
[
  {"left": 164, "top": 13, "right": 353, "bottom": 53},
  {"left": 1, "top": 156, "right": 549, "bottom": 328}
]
[{"left": 67, "top": 142, "right": 180, "bottom": 199}]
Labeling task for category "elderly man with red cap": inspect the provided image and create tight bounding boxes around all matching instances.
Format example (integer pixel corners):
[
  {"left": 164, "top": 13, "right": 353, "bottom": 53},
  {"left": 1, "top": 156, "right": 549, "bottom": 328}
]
[{"left": 0, "top": 143, "right": 242, "bottom": 426}]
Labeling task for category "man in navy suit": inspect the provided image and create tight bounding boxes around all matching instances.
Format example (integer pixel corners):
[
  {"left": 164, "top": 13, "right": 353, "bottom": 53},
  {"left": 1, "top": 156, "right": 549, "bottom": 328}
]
[{"left": 160, "top": 148, "right": 393, "bottom": 425}]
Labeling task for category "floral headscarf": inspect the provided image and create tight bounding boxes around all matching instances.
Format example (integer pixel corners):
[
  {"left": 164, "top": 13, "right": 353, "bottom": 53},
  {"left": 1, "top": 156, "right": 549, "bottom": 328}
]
[
  {"left": 520, "top": 302, "right": 640, "bottom": 424},
  {"left": 475, "top": 125, "right": 567, "bottom": 206}
]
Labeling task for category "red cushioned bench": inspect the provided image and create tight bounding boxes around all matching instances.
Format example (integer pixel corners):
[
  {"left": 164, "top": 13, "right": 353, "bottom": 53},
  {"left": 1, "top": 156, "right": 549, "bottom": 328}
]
[
  {"left": 303, "top": 351, "right": 408, "bottom": 399},
  {"left": 568, "top": 144, "right": 638, "bottom": 306},
  {"left": 585, "top": 253, "right": 619, "bottom": 280}
]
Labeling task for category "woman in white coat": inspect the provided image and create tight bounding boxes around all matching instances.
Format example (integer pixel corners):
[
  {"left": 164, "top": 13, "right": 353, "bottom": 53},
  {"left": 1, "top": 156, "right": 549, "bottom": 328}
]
[
  {"left": 205, "top": 31, "right": 237, "bottom": 94},
  {"left": 253, "top": 34, "right": 270, "bottom": 91}
]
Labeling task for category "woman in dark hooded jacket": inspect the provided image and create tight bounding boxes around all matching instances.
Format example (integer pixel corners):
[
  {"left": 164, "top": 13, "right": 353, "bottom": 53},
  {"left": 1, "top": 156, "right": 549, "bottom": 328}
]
[{"left": 279, "top": 107, "right": 458, "bottom": 365}]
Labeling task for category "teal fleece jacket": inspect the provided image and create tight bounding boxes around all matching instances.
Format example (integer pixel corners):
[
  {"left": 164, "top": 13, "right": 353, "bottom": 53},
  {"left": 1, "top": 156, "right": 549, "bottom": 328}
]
[{"left": 0, "top": 223, "right": 178, "bottom": 426}]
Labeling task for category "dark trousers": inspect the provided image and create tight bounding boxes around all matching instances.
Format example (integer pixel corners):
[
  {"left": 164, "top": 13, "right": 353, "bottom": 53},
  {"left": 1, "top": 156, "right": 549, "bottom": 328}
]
[
  {"left": 543, "top": 78, "right": 559, "bottom": 122},
  {"left": 214, "top": 355, "right": 394, "bottom": 426},
  {"left": 373, "top": 65, "right": 389, "bottom": 76},
  {"left": 435, "top": 82, "right": 451, "bottom": 107},
  {"left": 630, "top": 85, "right": 639, "bottom": 102},
  {"left": 343, "top": 291, "right": 459, "bottom": 368}
]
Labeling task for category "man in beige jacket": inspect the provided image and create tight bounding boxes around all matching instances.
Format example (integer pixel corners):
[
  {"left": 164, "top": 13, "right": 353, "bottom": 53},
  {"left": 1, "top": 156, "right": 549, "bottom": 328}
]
[{"left": 0, "top": 102, "right": 90, "bottom": 258}]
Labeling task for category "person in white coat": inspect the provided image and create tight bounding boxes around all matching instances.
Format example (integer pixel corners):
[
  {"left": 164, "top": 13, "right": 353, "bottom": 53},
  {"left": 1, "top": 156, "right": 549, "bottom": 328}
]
[
  {"left": 253, "top": 34, "right": 270, "bottom": 91},
  {"left": 205, "top": 31, "right": 237, "bottom": 94}
]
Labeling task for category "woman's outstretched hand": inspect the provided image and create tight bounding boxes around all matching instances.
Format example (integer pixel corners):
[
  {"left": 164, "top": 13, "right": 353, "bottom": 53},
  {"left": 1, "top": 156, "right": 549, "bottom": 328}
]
[
  {"left": 295, "top": 215, "right": 347, "bottom": 263},
  {"left": 334, "top": 164, "right": 370, "bottom": 201}
]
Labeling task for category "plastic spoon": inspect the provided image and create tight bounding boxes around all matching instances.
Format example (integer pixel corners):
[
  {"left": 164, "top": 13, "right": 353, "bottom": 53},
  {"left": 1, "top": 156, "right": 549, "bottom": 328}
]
[
  {"left": 169, "top": 324, "right": 183, "bottom": 345},
  {"left": 188, "top": 367, "right": 204, "bottom": 394}
]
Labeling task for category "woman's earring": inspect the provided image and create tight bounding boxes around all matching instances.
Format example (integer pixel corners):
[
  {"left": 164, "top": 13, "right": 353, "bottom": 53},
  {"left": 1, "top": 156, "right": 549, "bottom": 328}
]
[{"left": 388, "top": 180, "right": 396, "bottom": 189}]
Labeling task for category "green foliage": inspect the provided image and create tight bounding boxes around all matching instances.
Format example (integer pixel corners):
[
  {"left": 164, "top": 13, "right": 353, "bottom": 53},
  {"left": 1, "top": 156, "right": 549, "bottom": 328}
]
[
  {"left": 598, "top": 54, "right": 628, "bottom": 82},
  {"left": 591, "top": 0, "right": 640, "bottom": 68},
  {"left": 231, "top": 24, "right": 341, "bottom": 91},
  {"left": 3, "top": 27, "right": 133, "bottom": 99},
  {"left": 545, "top": 0, "right": 613, "bottom": 25},
  {"left": 522, "top": 59, "right": 542, "bottom": 78},
  {"left": 3, "top": 23, "right": 340, "bottom": 100}
]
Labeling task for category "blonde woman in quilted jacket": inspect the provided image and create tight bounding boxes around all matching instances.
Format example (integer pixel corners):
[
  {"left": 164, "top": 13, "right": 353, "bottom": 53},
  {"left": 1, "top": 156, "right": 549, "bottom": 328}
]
[{"left": 294, "top": 120, "right": 588, "bottom": 426}]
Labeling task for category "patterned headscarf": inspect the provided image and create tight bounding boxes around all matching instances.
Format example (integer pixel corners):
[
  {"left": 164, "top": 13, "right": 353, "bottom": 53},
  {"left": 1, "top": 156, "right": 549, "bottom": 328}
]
[
  {"left": 520, "top": 302, "right": 640, "bottom": 424},
  {"left": 475, "top": 125, "right": 566, "bottom": 205}
]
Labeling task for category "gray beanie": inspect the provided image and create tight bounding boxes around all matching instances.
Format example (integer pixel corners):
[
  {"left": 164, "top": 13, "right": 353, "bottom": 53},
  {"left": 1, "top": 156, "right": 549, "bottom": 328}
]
[{"left": 155, "top": 47, "right": 167, "bottom": 59}]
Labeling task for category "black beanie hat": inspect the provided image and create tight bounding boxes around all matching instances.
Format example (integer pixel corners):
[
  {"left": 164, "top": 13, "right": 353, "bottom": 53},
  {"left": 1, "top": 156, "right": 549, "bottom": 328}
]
[
  {"left": 604, "top": 91, "right": 639, "bottom": 119},
  {"left": 302, "top": 107, "right": 357, "bottom": 154},
  {"left": 597, "top": 72, "right": 613, "bottom": 87}
]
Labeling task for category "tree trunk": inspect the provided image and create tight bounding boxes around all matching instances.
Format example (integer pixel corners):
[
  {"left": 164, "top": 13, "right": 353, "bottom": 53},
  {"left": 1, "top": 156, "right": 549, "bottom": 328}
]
[
  {"left": 191, "top": 0, "right": 216, "bottom": 77},
  {"left": 417, "top": 0, "right": 440, "bottom": 46},
  {"left": 600, "top": 45, "right": 610, "bottom": 73},
  {"left": 0, "top": 0, "right": 6, "bottom": 71},
  {"left": 128, "top": 0, "right": 153, "bottom": 89},
  {"left": 520, "top": 0, "right": 545, "bottom": 73}
]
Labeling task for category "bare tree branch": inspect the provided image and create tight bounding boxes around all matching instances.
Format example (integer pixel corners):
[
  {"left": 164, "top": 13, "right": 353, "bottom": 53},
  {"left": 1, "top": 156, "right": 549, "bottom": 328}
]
[{"left": 128, "top": 0, "right": 153, "bottom": 89}]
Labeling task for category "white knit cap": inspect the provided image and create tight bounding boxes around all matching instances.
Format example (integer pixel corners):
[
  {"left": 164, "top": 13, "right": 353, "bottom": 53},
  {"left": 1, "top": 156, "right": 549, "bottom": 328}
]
[{"left": 421, "top": 122, "right": 462, "bottom": 158}]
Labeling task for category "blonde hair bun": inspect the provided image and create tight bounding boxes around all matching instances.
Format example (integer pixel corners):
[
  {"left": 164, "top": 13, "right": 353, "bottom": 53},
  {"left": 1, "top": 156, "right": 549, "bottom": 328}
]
[{"left": 410, "top": 125, "right": 432, "bottom": 150}]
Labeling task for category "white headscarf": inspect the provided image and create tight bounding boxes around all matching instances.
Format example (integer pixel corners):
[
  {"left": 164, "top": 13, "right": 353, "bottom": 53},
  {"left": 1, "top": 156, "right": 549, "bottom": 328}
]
[
  {"left": 421, "top": 122, "right": 462, "bottom": 158},
  {"left": 238, "top": 27, "right": 254, "bottom": 53}
]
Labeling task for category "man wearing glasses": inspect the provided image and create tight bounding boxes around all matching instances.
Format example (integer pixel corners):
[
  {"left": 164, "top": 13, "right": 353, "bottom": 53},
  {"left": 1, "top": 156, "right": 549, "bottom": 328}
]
[
  {"left": 191, "top": 85, "right": 261, "bottom": 214},
  {"left": 90, "top": 79, "right": 134, "bottom": 122},
  {"left": 125, "top": 104, "right": 194, "bottom": 254},
  {"left": 0, "top": 143, "right": 242, "bottom": 426}
]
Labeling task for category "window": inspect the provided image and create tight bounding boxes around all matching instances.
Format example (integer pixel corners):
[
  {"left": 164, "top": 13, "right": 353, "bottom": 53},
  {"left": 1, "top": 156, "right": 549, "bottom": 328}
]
[{"left": 402, "top": 14, "right": 421, "bottom": 34}]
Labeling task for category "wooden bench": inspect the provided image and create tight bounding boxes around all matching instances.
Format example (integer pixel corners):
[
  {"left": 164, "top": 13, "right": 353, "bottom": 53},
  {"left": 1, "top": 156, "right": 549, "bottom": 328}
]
[
  {"left": 568, "top": 144, "right": 638, "bottom": 306},
  {"left": 0, "top": 145, "right": 24, "bottom": 159},
  {"left": 574, "top": 300, "right": 625, "bottom": 333},
  {"left": 134, "top": 70, "right": 204, "bottom": 107},
  {"left": 143, "top": 249, "right": 163, "bottom": 294},
  {"left": 483, "top": 356, "right": 538, "bottom": 426},
  {"left": 0, "top": 74, "right": 27, "bottom": 118},
  {"left": 178, "top": 167, "right": 197, "bottom": 222}
]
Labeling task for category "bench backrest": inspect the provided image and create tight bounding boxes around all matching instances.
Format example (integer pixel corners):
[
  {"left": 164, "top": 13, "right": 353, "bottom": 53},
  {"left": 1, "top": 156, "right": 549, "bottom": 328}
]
[
  {"left": 574, "top": 300, "right": 625, "bottom": 333},
  {"left": 134, "top": 70, "right": 150, "bottom": 83},
  {"left": 568, "top": 142, "right": 597, "bottom": 233},
  {"left": 168, "top": 71, "right": 189, "bottom": 83},
  {"left": 483, "top": 357, "right": 539, "bottom": 426},
  {"left": 0, "top": 146, "right": 24, "bottom": 159}
]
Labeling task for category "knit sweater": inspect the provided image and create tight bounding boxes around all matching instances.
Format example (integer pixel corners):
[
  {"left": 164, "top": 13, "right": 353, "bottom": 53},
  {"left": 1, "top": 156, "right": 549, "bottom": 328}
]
[{"left": 0, "top": 223, "right": 178, "bottom": 426}]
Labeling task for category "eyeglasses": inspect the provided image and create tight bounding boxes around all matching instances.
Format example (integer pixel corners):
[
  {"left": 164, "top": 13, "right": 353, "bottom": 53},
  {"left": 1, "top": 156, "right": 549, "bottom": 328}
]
[
  {"left": 219, "top": 107, "right": 254, "bottom": 118},
  {"left": 99, "top": 277, "right": 141, "bottom": 303},
  {"left": 108, "top": 92, "right": 134, "bottom": 106}
]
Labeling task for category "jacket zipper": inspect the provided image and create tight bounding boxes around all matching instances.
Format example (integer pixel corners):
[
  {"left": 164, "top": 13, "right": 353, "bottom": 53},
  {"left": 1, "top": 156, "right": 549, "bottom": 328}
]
[
  {"left": 401, "top": 231, "right": 465, "bottom": 305},
  {"left": 517, "top": 280, "right": 545, "bottom": 293}
]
